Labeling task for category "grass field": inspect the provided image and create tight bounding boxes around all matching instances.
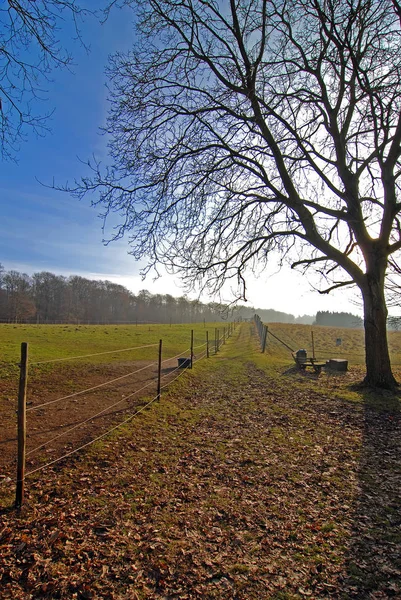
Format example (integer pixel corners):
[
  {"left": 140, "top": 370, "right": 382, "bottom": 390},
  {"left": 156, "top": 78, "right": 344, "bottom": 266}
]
[
  {"left": 3, "top": 319, "right": 401, "bottom": 368},
  {"left": 1, "top": 321, "right": 400, "bottom": 598},
  {"left": 0, "top": 321, "right": 228, "bottom": 365}
]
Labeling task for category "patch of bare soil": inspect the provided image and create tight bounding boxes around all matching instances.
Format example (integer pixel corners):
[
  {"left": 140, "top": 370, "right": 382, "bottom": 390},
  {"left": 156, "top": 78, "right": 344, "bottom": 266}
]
[{"left": 0, "top": 347, "right": 400, "bottom": 598}]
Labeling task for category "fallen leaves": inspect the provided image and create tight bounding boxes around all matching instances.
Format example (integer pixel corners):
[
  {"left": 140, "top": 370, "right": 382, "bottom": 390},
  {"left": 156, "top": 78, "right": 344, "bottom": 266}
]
[{"left": 1, "top": 327, "right": 401, "bottom": 598}]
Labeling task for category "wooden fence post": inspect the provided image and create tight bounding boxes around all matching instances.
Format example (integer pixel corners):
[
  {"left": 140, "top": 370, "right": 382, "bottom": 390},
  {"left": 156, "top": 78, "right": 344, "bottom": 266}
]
[
  {"left": 157, "top": 339, "right": 162, "bottom": 401},
  {"left": 262, "top": 325, "right": 268, "bottom": 353},
  {"left": 190, "top": 329, "right": 194, "bottom": 368},
  {"left": 206, "top": 331, "right": 209, "bottom": 358},
  {"left": 16, "top": 342, "right": 28, "bottom": 509}
]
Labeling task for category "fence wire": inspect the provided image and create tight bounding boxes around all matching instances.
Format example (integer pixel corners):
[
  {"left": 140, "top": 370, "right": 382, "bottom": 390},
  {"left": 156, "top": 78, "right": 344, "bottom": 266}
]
[
  {"left": 26, "top": 378, "right": 157, "bottom": 457},
  {"left": 27, "top": 362, "right": 156, "bottom": 412},
  {"left": 30, "top": 343, "right": 159, "bottom": 365},
  {"left": 161, "top": 347, "right": 191, "bottom": 364},
  {"left": 5, "top": 323, "right": 237, "bottom": 497},
  {"left": 24, "top": 393, "right": 161, "bottom": 479}
]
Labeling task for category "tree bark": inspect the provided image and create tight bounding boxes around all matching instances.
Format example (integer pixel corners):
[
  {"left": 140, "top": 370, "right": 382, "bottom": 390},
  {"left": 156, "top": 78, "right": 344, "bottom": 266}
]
[{"left": 361, "top": 274, "right": 398, "bottom": 389}]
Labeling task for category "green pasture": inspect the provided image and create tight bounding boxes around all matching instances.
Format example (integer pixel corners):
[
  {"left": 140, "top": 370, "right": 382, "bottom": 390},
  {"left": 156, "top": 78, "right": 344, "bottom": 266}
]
[
  {"left": 0, "top": 322, "right": 228, "bottom": 369},
  {"left": 3, "top": 319, "right": 401, "bottom": 377}
]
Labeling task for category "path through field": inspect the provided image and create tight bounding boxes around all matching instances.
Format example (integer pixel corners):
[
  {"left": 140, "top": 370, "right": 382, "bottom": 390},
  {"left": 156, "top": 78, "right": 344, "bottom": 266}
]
[{"left": 1, "top": 324, "right": 401, "bottom": 598}]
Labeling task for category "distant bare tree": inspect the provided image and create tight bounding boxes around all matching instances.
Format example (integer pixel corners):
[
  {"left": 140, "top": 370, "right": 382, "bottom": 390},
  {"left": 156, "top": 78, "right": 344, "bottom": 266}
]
[
  {"left": 0, "top": 1, "right": 95, "bottom": 159},
  {"left": 71, "top": 0, "right": 401, "bottom": 388}
]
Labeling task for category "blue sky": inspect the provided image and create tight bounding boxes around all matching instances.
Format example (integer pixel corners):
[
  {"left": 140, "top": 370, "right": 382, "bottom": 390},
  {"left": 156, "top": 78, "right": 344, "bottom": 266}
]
[
  {"left": 0, "top": 5, "right": 173, "bottom": 289},
  {"left": 0, "top": 3, "right": 364, "bottom": 317}
]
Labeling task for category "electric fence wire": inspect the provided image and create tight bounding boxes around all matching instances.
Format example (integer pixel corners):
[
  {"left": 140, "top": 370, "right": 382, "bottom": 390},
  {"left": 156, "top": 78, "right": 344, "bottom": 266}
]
[
  {"left": 25, "top": 345, "right": 210, "bottom": 478},
  {"left": 27, "top": 362, "right": 157, "bottom": 412},
  {"left": 27, "top": 343, "right": 213, "bottom": 462},
  {"left": 29, "top": 343, "right": 159, "bottom": 365},
  {"left": 26, "top": 378, "right": 158, "bottom": 457},
  {"left": 193, "top": 349, "right": 207, "bottom": 361},
  {"left": 160, "top": 364, "right": 190, "bottom": 390},
  {"left": 193, "top": 341, "right": 208, "bottom": 349},
  {"left": 10, "top": 327, "right": 234, "bottom": 488},
  {"left": 161, "top": 347, "right": 191, "bottom": 364},
  {"left": 160, "top": 361, "right": 188, "bottom": 381},
  {"left": 24, "top": 393, "right": 161, "bottom": 479}
]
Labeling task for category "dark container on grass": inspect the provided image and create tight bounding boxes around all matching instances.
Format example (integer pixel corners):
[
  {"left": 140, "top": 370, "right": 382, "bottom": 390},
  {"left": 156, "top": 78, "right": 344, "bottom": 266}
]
[
  {"left": 326, "top": 358, "right": 348, "bottom": 372},
  {"left": 178, "top": 357, "right": 191, "bottom": 368}
]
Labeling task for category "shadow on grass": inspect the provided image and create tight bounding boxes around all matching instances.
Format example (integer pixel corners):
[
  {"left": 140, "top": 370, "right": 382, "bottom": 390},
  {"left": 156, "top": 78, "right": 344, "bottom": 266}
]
[{"left": 340, "top": 388, "right": 401, "bottom": 597}]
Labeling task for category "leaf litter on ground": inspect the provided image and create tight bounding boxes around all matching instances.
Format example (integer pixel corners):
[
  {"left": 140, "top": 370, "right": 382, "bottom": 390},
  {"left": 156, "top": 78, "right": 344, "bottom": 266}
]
[{"left": 1, "top": 324, "right": 401, "bottom": 598}]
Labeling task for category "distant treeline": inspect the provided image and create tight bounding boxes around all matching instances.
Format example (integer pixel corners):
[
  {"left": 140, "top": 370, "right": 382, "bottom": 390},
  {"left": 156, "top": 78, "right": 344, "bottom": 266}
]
[
  {"left": 1, "top": 265, "right": 376, "bottom": 328},
  {"left": 0, "top": 265, "right": 315, "bottom": 325},
  {"left": 314, "top": 311, "right": 363, "bottom": 328},
  {"left": 313, "top": 311, "right": 401, "bottom": 331},
  {"left": 0, "top": 267, "right": 227, "bottom": 324},
  {"left": 248, "top": 308, "right": 315, "bottom": 325}
]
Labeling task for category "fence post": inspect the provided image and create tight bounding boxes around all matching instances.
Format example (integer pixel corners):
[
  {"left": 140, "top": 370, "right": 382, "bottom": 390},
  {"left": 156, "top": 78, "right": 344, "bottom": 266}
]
[
  {"left": 223, "top": 327, "right": 226, "bottom": 345},
  {"left": 215, "top": 328, "right": 218, "bottom": 354},
  {"left": 206, "top": 331, "right": 209, "bottom": 358},
  {"left": 190, "top": 329, "right": 194, "bottom": 368},
  {"left": 157, "top": 339, "right": 162, "bottom": 401},
  {"left": 311, "top": 330, "right": 315, "bottom": 360},
  {"left": 16, "top": 342, "right": 28, "bottom": 509},
  {"left": 262, "top": 325, "right": 268, "bottom": 353}
]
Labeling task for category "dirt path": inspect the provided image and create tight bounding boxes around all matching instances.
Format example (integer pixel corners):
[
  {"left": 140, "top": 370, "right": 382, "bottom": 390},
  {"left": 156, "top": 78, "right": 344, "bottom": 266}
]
[{"left": 1, "top": 325, "right": 400, "bottom": 598}]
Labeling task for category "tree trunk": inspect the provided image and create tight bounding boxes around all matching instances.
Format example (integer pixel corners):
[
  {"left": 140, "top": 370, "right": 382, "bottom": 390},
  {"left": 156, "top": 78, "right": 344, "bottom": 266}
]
[{"left": 361, "top": 275, "right": 398, "bottom": 389}]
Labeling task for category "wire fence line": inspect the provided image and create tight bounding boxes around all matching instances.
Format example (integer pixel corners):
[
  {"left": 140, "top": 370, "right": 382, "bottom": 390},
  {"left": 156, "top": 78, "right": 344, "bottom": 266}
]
[
  {"left": 27, "top": 362, "right": 157, "bottom": 412},
  {"left": 193, "top": 341, "right": 208, "bottom": 350},
  {"left": 24, "top": 393, "right": 162, "bottom": 479},
  {"left": 26, "top": 378, "right": 159, "bottom": 457},
  {"left": 29, "top": 343, "right": 160, "bottom": 366},
  {"left": 25, "top": 359, "right": 199, "bottom": 478},
  {"left": 161, "top": 348, "right": 191, "bottom": 364},
  {"left": 24, "top": 342, "right": 212, "bottom": 479},
  {"left": 2, "top": 321, "right": 237, "bottom": 507},
  {"left": 160, "top": 361, "right": 193, "bottom": 390}
]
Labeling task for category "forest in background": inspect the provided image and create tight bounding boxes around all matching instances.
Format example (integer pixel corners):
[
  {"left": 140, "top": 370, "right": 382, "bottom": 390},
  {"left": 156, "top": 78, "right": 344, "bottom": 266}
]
[
  {"left": 0, "top": 264, "right": 372, "bottom": 327},
  {"left": 0, "top": 265, "right": 315, "bottom": 325}
]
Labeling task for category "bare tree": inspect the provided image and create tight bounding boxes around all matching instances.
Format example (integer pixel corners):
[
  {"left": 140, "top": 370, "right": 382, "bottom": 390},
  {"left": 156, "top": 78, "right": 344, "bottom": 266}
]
[
  {"left": 0, "top": 0, "right": 94, "bottom": 159},
  {"left": 73, "top": 0, "right": 401, "bottom": 388}
]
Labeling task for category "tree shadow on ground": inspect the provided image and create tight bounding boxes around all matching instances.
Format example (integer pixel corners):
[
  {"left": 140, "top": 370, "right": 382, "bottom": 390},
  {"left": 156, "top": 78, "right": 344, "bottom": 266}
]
[{"left": 340, "top": 389, "right": 401, "bottom": 598}]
